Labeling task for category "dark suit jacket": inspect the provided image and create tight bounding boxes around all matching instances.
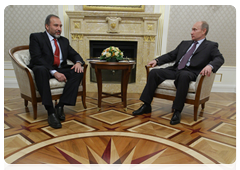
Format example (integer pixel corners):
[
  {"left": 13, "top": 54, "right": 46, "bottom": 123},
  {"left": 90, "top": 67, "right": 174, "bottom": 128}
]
[
  {"left": 156, "top": 39, "right": 224, "bottom": 75},
  {"left": 28, "top": 31, "right": 85, "bottom": 70}
]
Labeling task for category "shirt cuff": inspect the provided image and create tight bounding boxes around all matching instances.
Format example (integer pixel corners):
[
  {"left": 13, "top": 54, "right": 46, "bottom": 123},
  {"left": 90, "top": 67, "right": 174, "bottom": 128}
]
[
  {"left": 50, "top": 70, "right": 57, "bottom": 76},
  {"left": 208, "top": 64, "right": 214, "bottom": 69}
]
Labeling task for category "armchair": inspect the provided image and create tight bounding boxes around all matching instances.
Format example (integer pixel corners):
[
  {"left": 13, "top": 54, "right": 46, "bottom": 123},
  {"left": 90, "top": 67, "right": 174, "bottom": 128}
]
[
  {"left": 9, "top": 45, "right": 88, "bottom": 119},
  {"left": 145, "top": 64, "right": 216, "bottom": 121}
]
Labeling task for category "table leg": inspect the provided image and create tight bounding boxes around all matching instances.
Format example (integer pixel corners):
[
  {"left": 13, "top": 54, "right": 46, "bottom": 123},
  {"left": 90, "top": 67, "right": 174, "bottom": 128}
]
[
  {"left": 95, "top": 67, "right": 102, "bottom": 109},
  {"left": 121, "top": 70, "right": 124, "bottom": 102},
  {"left": 121, "top": 68, "right": 131, "bottom": 109}
]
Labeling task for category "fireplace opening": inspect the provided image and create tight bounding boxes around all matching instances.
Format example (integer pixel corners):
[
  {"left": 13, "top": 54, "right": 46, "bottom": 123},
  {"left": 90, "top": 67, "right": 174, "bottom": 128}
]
[{"left": 89, "top": 40, "right": 137, "bottom": 84}]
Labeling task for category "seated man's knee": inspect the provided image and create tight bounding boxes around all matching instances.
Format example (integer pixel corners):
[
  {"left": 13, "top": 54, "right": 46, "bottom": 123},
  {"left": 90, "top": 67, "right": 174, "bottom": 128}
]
[
  {"left": 177, "top": 71, "right": 192, "bottom": 81},
  {"left": 76, "top": 72, "right": 83, "bottom": 79},
  {"left": 32, "top": 66, "right": 49, "bottom": 75},
  {"left": 149, "top": 68, "right": 166, "bottom": 79},
  {"left": 149, "top": 69, "right": 159, "bottom": 78},
  {"left": 71, "top": 70, "right": 83, "bottom": 79}
]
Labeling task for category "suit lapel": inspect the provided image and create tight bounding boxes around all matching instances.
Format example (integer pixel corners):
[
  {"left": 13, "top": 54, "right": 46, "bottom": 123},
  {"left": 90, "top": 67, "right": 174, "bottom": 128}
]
[
  {"left": 193, "top": 39, "right": 207, "bottom": 55},
  {"left": 182, "top": 41, "right": 193, "bottom": 55},
  {"left": 176, "top": 41, "right": 193, "bottom": 62},
  {"left": 43, "top": 31, "right": 53, "bottom": 54},
  {"left": 58, "top": 37, "right": 66, "bottom": 60}
]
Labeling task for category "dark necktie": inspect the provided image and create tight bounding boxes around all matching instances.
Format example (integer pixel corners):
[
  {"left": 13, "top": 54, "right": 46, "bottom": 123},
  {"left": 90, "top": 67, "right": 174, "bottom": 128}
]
[
  {"left": 178, "top": 41, "right": 198, "bottom": 69},
  {"left": 53, "top": 39, "right": 60, "bottom": 67}
]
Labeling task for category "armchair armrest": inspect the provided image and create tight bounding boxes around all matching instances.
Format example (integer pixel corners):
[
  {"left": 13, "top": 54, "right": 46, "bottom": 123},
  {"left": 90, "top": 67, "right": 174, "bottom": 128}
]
[
  {"left": 145, "top": 65, "right": 151, "bottom": 79},
  {"left": 81, "top": 64, "right": 88, "bottom": 87},
  {"left": 195, "top": 73, "right": 216, "bottom": 101}
]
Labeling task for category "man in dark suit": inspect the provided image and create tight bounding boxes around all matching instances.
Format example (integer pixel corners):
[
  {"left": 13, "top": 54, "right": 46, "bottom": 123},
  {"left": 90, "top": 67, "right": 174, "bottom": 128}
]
[
  {"left": 28, "top": 14, "right": 85, "bottom": 129},
  {"left": 132, "top": 21, "right": 224, "bottom": 125}
]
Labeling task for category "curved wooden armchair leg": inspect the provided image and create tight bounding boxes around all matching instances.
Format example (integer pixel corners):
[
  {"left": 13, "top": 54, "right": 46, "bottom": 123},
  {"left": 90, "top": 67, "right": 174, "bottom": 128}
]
[
  {"left": 194, "top": 105, "right": 199, "bottom": 121},
  {"left": 199, "top": 103, "right": 205, "bottom": 117},
  {"left": 24, "top": 99, "right": 28, "bottom": 107},
  {"left": 199, "top": 111, "right": 204, "bottom": 117},
  {"left": 32, "top": 102, "right": 38, "bottom": 119},
  {"left": 82, "top": 95, "right": 87, "bottom": 109}
]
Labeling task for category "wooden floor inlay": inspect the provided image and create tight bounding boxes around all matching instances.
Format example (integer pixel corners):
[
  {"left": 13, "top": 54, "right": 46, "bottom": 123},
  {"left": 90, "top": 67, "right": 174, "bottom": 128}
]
[
  {"left": 4, "top": 134, "right": 32, "bottom": 157},
  {"left": 41, "top": 120, "right": 96, "bottom": 137},
  {"left": 211, "top": 122, "right": 236, "bottom": 138},
  {"left": 4, "top": 89, "right": 236, "bottom": 164},
  {"left": 189, "top": 137, "right": 236, "bottom": 164},
  {"left": 90, "top": 110, "right": 134, "bottom": 125},
  {"left": 128, "top": 121, "right": 181, "bottom": 138},
  {"left": 5, "top": 132, "right": 215, "bottom": 164}
]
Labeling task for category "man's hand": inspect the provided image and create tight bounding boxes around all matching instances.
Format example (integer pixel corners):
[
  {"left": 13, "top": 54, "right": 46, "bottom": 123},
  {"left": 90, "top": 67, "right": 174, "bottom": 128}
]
[
  {"left": 200, "top": 65, "right": 212, "bottom": 77},
  {"left": 54, "top": 72, "right": 67, "bottom": 82},
  {"left": 148, "top": 60, "right": 157, "bottom": 68},
  {"left": 71, "top": 62, "right": 83, "bottom": 73}
]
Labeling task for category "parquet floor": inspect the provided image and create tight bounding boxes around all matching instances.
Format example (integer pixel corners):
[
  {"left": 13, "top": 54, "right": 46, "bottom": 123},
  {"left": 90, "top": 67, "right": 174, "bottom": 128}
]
[{"left": 4, "top": 88, "right": 236, "bottom": 165}]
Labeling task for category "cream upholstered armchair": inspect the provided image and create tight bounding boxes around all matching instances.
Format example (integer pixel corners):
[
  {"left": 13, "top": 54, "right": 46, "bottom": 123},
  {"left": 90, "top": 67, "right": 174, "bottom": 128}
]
[
  {"left": 145, "top": 62, "right": 216, "bottom": 121},
  {"left": 9, "top": 45, "right": 88, "bottom": 119}
]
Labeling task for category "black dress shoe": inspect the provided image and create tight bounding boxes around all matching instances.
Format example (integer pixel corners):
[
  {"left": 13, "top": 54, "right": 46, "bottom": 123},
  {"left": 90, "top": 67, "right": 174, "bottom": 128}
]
[
  {"left": 48, "top": 113, "right": 62, "bottom": 129},
  {"left": 55, "top": 106, "right": 65, "bottom": 121},
  {"left": 132, "top": 104, "right": 152, "bottom": 115},
  {"left": 170, "top": 110, "right": 181, "bottom": 125}
]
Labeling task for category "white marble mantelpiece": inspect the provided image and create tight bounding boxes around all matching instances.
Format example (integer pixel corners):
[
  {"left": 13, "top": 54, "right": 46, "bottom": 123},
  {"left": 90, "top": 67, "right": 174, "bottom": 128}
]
[{"left": 66, "top": 11, "right": 161, "bottom": 93}]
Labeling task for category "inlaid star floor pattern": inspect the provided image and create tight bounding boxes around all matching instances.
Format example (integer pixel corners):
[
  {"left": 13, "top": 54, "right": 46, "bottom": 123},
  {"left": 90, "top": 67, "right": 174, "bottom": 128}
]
[{"left": 4, "top": 89, "right": 236, "bottom": 164}]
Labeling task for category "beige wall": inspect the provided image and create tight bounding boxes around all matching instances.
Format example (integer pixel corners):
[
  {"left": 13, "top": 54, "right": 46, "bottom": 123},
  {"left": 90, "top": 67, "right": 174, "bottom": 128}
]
[
  {"left": 166, "top": 5, "right": 236, "bottom": 66},
  {"left": 4, "top": 5, "right": 58, "bottom": 61}
]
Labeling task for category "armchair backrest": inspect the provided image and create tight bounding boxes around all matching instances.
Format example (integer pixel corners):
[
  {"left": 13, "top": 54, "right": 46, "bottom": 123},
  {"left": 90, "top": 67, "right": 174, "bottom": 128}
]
[
  {"left": 9, "top": 46, "right": 30, "bottom": 67},
  {"left": 13, "top": 49, "right": 30, "bottom": 66},
  {"left": 9, "top": 46, "right": 33, "bottom": 96}
]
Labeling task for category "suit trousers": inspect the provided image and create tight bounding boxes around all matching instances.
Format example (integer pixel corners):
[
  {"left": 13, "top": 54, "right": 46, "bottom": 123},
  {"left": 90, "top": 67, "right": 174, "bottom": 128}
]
[
  {"left": 32, "top": 65, "right": 83, "bottom": 107},
  {"left": 140, "top": 67, "right": 197, "bottom": 112}
]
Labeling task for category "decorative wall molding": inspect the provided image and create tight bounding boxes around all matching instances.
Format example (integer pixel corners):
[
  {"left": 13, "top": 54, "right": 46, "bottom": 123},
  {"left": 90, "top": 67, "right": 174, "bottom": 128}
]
[
  {"left": 211, "top": 66, "right": 236, "bottom": 93},
  {"left": 71, "top": 34, "right": 84, "bottom": 40},
  {"left": 4, "top": 61, "right": 236, "bottom": 93},
  {"left": 144, "top": 36, "right": 155, "bottom": 42},
  {"left": 106, "top": 17, "right": 121, "bottom": 33}
]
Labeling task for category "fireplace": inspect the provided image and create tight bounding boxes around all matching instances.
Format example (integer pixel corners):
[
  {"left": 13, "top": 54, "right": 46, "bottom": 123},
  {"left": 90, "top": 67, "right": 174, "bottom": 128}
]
[
  {"left": 66, "top": 11, "right": 161, "bottom": 93},
  {"left": 89, "top": 40, "right": 137, "bottom": 83}
]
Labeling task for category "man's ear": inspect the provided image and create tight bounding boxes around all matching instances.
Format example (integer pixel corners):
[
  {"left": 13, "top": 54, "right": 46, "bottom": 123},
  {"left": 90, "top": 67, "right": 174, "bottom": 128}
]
[
  {"left": 202, "top": 28, "right": 207, "bottom": 35},
  {"left": 45, "top": 24, "right": 49, "bottom": 31}
]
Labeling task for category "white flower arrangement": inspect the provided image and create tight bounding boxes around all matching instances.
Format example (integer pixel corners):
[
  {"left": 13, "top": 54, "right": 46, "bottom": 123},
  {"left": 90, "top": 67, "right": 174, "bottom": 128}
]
[{"left": 100, "top": 46, "right": 124, "bottom": 61}]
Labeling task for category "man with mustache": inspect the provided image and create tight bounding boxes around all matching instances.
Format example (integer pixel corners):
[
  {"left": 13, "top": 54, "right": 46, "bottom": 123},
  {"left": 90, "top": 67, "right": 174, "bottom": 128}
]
[{"left": 28, "top": 14, "right": 85, "bottom": 129}]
